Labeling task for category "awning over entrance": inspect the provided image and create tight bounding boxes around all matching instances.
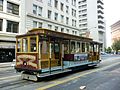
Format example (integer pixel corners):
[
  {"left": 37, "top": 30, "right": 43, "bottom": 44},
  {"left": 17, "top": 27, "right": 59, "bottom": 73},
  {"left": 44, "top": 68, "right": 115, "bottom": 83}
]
[{"left": 0, "top": 42, "right": 15, "bottom": 49}]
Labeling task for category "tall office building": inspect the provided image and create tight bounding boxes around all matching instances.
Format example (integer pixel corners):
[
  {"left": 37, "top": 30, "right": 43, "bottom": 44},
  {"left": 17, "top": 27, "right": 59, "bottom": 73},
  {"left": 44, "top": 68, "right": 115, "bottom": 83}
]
[
  {"left": 0, "top": 0, "right": 21, "bottom": 60},
  {"left": 78, "top": 0, "right": 106, "bottom": 51},
  {"left": 21, "top": 0, "right": 80, "bottom": 36},
  {"left": 111, "top": 20, "right": 120, "bottom": 43}
]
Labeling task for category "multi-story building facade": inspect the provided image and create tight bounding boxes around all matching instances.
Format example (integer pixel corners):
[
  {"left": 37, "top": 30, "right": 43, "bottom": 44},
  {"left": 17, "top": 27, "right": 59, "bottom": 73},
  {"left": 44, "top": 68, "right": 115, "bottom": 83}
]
[
  {"left": 111, "top": 20, "right": 120, "bottom": 43},
  {"left": 78, "top": 0, "right": 106, "bottom": 51},
  {"left": 0, "top": 0, "right": 106, "bottom": 62},
  {"left": 0, "top": 0, "right": 21, "bottom": 60},
  {"left": 21, "top": 0, "right": 80, "bottom": 36},
  {"left": 0, "top": 0, "right": 81, "bottom": 61}
]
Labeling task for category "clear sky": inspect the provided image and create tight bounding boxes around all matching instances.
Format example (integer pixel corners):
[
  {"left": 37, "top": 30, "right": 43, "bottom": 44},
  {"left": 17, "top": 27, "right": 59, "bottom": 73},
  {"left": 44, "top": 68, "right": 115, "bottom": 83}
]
[{"left": 104, "top": 0, "right": 120, "bottom": 47}]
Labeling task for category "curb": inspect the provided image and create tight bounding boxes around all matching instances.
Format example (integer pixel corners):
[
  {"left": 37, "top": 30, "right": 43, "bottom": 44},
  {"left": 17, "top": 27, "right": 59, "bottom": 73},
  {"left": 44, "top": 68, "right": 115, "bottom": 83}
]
[{"left": 0, "top": 62, "right": 15, "bottom": 68}]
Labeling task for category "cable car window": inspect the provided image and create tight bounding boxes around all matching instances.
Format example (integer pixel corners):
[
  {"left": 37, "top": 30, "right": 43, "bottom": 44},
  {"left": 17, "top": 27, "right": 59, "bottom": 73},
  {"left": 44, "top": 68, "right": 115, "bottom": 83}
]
[
  {"left": 86, "top": 43, "right": 89, "bottom": 52},
  {"left": 17, "top": 38, "right": 21, "bottom": 52},
  {"left": 22, "top": 38, "right": 28, "bottom": 52},
  {"left": 71, "top": 41, "right": 75, "bottom": 53},
  {"left": 55, "top": 43, "right": 59, "bottom": 53},
  {"left": 82, "top": 43, "right": 85, "bottom": 52},
  {"left": 30, "top": 37, "right": 37, "bottom": 52},
  {"left": 94, "top": 44, "right": 97, "bottom": 52},
  {"left": 77, "top": 42, "right": 80, "bottom": 53},
  {"left": 64, "top": 40, "right": 69, "bottom": 54},
  {"left": 90, "top": 44, "right": 93, "bottom": 52},
  {"left": 41, "top": 40, "right": 49, "bottom": 54},
  {"left": 51, "top": 43, "right": 54, "bottom": 53},
  {"left": 96, "top": 44, "right": 99, "bottom": 52}
]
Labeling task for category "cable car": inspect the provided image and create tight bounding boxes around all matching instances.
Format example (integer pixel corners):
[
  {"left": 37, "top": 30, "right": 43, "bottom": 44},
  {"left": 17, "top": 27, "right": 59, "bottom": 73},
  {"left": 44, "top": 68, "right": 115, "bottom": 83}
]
[{"left": 15, "top": 28, "right": 101, "bottom": 81}]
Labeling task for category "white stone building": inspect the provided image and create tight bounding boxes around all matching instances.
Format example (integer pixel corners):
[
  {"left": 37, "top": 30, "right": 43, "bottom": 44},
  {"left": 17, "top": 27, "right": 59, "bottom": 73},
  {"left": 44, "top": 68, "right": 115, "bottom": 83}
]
[
  {"left": 21, "top": 0, "right": 80, "bottom": 35},
  {"left": 0, "top": 0, "right": 81, "bottom": 61},
  {"left": 78, "top": 0, "right": 106, "bottom": 51},
  {"left": 0, "top": 0, "right": 20, "bottom": 60}
]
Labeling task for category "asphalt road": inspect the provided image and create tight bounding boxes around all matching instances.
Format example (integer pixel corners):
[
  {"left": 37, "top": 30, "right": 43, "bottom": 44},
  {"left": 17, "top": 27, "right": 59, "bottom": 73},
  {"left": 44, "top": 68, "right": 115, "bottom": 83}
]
[
  {"left": 0, "top": 54, "right": 120, "bottom": 90},
  {"left": 46, "top": 60, "right": 120, "bottom": 90}
]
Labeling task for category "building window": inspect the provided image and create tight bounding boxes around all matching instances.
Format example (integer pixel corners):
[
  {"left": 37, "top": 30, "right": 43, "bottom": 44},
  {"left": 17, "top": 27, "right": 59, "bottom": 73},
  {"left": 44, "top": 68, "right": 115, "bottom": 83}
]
[
  {"left": 98, "top": 20, "right": 104, "bottom": 24},
  {"left": 79, "top": 0, "right": 86, "bottom": 4},
  {"left": 60, "top": 3, "right": 64, "bottom": 11},
  {"left": 81, "top": 19, "right": 87, "bottom": 22},
  {"left": 72, "top": 19, "right": 74, "bottom": 26},
  {"left": 61, "top": 15, "right": 64, "bottom": 23},
  {"left": 75, "top": 20, "right": 76, "bottom": 27},
  {"left": 61, "top": 28, "right": 64, "bottom": 32},
  {"left": 72, "top": 30, "right": 74, "bottom": 34},
  {"left": 48, "top": 0, "right": 52, "bottom": 6},
  {"left": 72, "top": 0, "right": 76, "bottom": 6},
  {"left": 38, "top": 6, "right": 42, "bottom": 16},
  {"left": 98, "top": 15, "right": 104, "bottom": 19},
  {"left": 98, "top": 10, "right": 104, "bottom": 14},
  {"left": 66, "top": 0, "right": 69, "bottom": 3},
  {"left": 74, "top": 10, "right": 76, "bottom": 17},
  {"left": 75, "top": 31, "right": 77, "bottom": 35},
  {"left": 36, "top": 0, "right": 43, "bottom": 2},
  {"left": 48, "top": 10, "right": 52, "bottom": 19},
  {"left": 55, "top": 26, "right": 58, "bottom": 31},
  {"left": 7, "top": 2, "right": 19, "bottom": 15},
  {"left": 82, "top": 9, "right": 87, "bottom": 13},
  {"left": 72, "top": 9, "right": 74, "bottom": 16},
  {"left": 33, "top": 21, "right": 37, "bottom": 28},
  {"left": 0, "top": 0, "right": 3, "bottom": 11},
  {"left": 54, "top": 0, "right": 58, "bottom": 8},
  {"left": 66, "top": 5, "right": 69, "bottom": 14},
  {"left": 79, "top": 20, "right": 82, "bottom": 23},
  {"left": 33, "top": 4, "right": 37, "bottom": 15},
  {"left": 66, "top": 29, "right": 69, "bottom": 33},
  {"left": 98, "top": 25, "right": 104, "bottom": 29},
  {"left": 7, "top": 20, "right": 19, "bottom": 33},
  {"left": 54, "top": 13, "right": 58, "bottom": 21},
  {"left": 82, "top": 23, "right": 87, "bottom": 27},
  {"left": 83, "top": 14, "right": 87, "bottom": 17},
  {"left": 38, "top": 22, "right": 42, "bottom": 28},
  {"left": 48, "top": 24, "right": 52, "bottom": 29},
  {"left": 66, "top": 17, "right": 69, "bottom": 25},
  {"left": 0, "top": 19, "right": 3, "bottom": 31},
  {"left": 72, "top": 9, "right": 76, "bottom": 17},
  {"left": 97, "top": 0, "right": 103, "bottom": 5},
  {"left": 72, "top": 19, "right": 76, "bottom": 27},
  {"left": 79, "top": 25, "right": 82, "bottom": 28}
]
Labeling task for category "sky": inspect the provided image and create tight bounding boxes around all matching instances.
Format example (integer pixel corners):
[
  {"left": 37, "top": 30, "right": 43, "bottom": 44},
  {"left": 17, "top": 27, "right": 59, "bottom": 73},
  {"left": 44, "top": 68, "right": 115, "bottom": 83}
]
[{"left": 104, "top": 0, "right": 120, "bottom": 47}]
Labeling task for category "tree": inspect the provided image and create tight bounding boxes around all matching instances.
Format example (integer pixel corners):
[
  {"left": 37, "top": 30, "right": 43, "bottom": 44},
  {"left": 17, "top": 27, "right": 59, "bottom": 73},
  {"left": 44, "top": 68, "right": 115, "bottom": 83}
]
[
  {"left": 112, "top": 39, "right": 120, "bottom": 54},
  {"left": 105, "top": 47, "right": 112, "bottom": 53}
]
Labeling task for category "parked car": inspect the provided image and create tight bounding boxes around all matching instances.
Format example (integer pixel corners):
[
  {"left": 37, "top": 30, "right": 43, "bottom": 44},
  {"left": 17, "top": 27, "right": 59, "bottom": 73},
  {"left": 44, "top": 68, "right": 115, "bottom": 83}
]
[{"left": 100, "top": 52, "right": 107, "bottom": 55}]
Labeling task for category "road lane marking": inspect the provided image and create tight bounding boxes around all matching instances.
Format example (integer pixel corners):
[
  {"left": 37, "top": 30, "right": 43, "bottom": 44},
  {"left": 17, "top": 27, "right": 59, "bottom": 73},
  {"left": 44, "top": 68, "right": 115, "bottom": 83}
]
[
  {"left": 37, "top": 61, "right": 120, "bottom": 90},
  {"left": 0, "top": 75, "right": 21, "bottom": 80}
]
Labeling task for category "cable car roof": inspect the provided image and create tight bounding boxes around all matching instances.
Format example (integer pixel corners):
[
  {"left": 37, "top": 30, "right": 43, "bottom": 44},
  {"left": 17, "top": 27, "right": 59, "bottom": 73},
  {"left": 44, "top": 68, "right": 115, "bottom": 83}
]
[{"left": 16, "top": 28, "right": 93, "bottom": 42}]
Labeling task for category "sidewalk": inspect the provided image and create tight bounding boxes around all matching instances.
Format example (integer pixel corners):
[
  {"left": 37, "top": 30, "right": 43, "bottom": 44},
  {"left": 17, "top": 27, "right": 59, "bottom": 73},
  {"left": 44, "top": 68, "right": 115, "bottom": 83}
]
[{"left": 0, "top": 61, "right": 15, "bottom": 68}]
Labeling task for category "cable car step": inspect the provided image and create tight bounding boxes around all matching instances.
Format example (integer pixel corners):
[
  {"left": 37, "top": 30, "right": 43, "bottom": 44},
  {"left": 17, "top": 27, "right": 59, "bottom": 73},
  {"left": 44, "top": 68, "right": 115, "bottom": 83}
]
[
  {"left": 37, "top": 69, "right": 71, "bottom": 78},
  {"left": 21, "top": 73, "right": 38, "bottom": 81}
]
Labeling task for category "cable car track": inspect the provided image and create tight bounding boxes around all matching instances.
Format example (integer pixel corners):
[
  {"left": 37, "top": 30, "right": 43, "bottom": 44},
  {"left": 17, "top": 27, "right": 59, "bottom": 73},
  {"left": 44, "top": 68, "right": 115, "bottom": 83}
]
[{"left": 0, "top": 79, "right": 34, "bottom": 89}]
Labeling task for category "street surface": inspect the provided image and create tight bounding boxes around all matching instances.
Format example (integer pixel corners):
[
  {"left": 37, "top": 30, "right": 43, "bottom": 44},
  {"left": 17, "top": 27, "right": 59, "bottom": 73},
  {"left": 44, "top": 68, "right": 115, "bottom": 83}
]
[{"left": 0, "top": 54, "right": 120, "bottom": 90}]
